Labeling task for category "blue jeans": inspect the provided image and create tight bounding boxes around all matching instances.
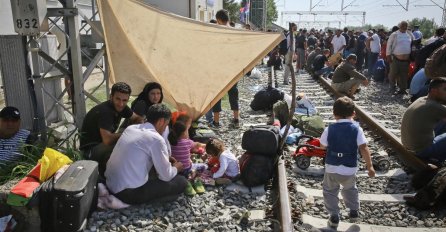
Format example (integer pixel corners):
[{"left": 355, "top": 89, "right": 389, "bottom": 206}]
[
  {"left": 417, "top": 133, "right": 446, "bottom": 165},
  {"left": 205, "top": 110, "right": 213, "bottom": 123},
  {"left": 315, "top": 67, "right": 333, "bottom": 76},
  {"left": 368, "top": 52, "right": 379, "bottom": 76}
]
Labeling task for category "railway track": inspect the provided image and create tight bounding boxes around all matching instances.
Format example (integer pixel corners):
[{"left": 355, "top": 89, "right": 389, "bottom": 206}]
[
  {"left": 269, "top": 67, "right": 446, "bottom": 231},
  {"left": 2, "top": 65, "right": 444, "bottom": 232}
]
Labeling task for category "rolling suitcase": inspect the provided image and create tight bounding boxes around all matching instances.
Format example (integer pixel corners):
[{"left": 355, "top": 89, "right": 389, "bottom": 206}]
[{"left": 53, "top": 160, "right": 99, "bottom": 232}]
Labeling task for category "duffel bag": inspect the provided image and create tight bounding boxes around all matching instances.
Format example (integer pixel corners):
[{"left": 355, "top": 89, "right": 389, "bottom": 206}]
[
  {"left": 250, "top": 86, "right": 284, "bottom": 111},
  {"left": 239, "top": 152, "right": 274, "bottom": 187},
  {"left": 242, "top": 125, "right": 280, "bottom": 156},
  {"left": 292, "top": 114, "right": 325, "bottom": 137}
]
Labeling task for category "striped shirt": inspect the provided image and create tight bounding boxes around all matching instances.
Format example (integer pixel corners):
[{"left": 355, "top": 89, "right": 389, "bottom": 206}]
[
  {"left": 171, "top": 138, "right": 194, "bottom": 169},
  {"left": 0, "top": 129, "right": 30, "bottom": 165}
]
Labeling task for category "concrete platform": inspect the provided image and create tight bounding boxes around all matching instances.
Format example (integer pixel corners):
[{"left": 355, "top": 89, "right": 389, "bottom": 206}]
[
  {"left": 295, "top": 185, "right": 414, "bottom": 203},
  {"left": 293, "top": 165, "right": 408, "bottom": 179},
  {"left": 302, "top": 214, "right": 446, "bottom": 232}
]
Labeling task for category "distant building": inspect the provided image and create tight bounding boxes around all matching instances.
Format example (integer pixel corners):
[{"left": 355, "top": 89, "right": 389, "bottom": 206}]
[
  {"left": 145, "top": 0, "right": 223, "bottom": 22},
  {"left": 0, "top": 0, "right": 223, "bottom": 35}
]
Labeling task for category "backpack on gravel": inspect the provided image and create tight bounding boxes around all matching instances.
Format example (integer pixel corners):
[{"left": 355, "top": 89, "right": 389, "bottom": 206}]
[
  {"left": 292, "top": 114, "right": 325, "bottom": 137},
  {"left": 239, "top": 152, "right": 274, "bottom": 187},
  {"left": 190, "top": 121, "right": 217, "bottom": 143},
  {"left": 425, "top": 44, "right": 446, "bottom": 79},
  {"left": 250, "top": 86, "right": 284, "bottom": 111}
]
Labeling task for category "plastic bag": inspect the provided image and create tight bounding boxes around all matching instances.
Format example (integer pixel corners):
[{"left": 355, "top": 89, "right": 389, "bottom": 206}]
[
  {"left": 250, "top": 67, "right": 262, "bottom": 79},
  {"left": 38, "top": 148, "right": 73, "bottom": 182}
]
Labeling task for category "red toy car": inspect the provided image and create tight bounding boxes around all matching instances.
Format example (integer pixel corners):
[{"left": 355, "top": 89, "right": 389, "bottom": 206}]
[
  {"left": 292, "top": 135, "right": 326, "bottom": 170},
  {"left": 292, "top": 135, "right": 391, "bottom": 172}
]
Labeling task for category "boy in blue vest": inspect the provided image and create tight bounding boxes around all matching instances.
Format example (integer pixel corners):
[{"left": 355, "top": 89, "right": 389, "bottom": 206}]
[{"left": 320, "top": 96, "right": 375, "bottom": 229}]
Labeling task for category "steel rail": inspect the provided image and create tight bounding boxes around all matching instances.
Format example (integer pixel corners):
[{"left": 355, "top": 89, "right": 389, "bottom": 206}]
[{"left": 317, "top": 76, "right": 428, "bottom": 171}]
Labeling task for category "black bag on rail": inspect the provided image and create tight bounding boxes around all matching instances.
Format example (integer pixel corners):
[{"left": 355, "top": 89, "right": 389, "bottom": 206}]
[
  {"left": 44, "top": 160, "right": 99, "bottom": 232},
  {"left": 242, "top": 125, "right": 280, "bottom": 156},
  {"left": 250, "top": 86, "right": 284, "bottom": 111},
  {"left": 239, "top": 152, "right": 274, "bottom": 187}
]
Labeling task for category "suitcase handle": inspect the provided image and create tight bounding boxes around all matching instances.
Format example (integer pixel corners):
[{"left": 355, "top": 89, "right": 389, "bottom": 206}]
[{"left": 74, "top": 192, "right": 85, "bottom": 197}]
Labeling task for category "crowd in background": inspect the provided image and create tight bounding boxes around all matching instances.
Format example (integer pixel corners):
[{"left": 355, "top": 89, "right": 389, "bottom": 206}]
[{"left": 268, "top": 21, "right": 446, "bottom": 102}]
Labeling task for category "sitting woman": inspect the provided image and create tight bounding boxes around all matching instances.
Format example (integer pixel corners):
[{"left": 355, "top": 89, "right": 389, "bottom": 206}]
[
  {"left": 120, "top": 82, "right": 170, "bottom": 152},
  {"left": 121, "top": 82, "right": 163, "bottom": 128}
]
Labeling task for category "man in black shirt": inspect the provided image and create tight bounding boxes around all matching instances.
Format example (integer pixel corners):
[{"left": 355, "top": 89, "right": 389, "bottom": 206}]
[
  {"left": 80, "top": 82, "right": 138, "bottom": 176},
  {"left": 295, "top": 29, "right": 307, "bottom": 71},
  {"left": 312, "top": 49, "right": 333, "bottom": 77}
]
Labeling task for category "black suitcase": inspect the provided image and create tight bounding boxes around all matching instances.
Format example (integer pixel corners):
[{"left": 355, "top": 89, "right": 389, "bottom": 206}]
[
  {"left": 242, "top": 125, "right": 280, "bottom": 156},
  {"left": 53, "top": 160, "right": 99, "bottom": 232}
]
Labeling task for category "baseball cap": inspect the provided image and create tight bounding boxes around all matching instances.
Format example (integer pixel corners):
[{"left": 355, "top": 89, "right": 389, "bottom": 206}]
[
  {"left": 368, "top": 30, "right": 374, "bottom": 34},
  {"left": 0, "top": 106, "right": 21, "bottom": 119}
]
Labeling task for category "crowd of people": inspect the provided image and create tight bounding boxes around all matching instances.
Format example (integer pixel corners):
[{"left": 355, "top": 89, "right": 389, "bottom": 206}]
[{"left": 271, "top": 21, "right": 446, "bottom": 101}]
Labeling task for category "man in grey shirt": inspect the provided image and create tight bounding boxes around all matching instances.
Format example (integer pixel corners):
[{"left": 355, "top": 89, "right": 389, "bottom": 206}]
[
  {"left": 331, "top": 54, "right": 368, "bottom": 99},
  {"left": 401, "top": 78, "right": 446, "bottom": 165},
  {"left": 105, "top": 104, "right": 187, "bottom": 204}
]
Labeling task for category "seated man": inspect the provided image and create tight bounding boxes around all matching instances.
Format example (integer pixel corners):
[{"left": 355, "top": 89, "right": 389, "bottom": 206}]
[
  {"left": 306, "top": 46, "right": 320, "bottom": 74},
  {"left": 0, "top": 106, "right": 32, "bottom": 166},
  {"left": 105, "top": 104, "right": 187, "bottom": 205},
  {"left": 401, "top": 78, "right": 446, "bottom": 165},
  {"left": 312, "top": 49, "right": 333, "bottom": 77},
  {"left": 409, "top": 68, "right": 430, "bottom": 103},
  {"left": 331, "top": 54, "right": 369, "bottom": 99},
  {"left": 80, "top": 82, "right": 139, "bottom": 176}
]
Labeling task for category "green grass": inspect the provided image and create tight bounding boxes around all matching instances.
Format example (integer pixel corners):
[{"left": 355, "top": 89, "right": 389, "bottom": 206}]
[{"left": 0, "top": 134, "right": 82, "bottom": 185}]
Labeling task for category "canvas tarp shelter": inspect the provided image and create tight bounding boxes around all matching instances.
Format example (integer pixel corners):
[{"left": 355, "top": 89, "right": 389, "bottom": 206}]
[{"left": 97, "top": 0, "right": 283, "bottom": 119}]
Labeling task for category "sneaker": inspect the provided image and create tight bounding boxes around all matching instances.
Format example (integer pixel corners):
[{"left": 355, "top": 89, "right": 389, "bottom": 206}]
[
  {"left": 184, "top": 182, "right": 196, "bottom": 196},
  {"left": 232, "top": 118, "right": 240, "bottom": 128},
  {"left": 209, "top": 121, "right": 221, "bottom": 128},
  {"left": 327, "top": 214, "right": 339, "bottom": 229},
  {"left": 349, "top": 210, "right": 359, "bottom": 222},
  {"left": 193, "top": 180, "right": 206, "bottom": 194},
  {"left": 215, "top": 178, "right": 232, "bottom": 185}
]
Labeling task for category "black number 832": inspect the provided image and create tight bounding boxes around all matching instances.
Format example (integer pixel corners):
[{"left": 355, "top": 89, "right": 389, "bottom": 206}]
[{"left": 16, "top": 18, "right": 38, "bottom": 29}]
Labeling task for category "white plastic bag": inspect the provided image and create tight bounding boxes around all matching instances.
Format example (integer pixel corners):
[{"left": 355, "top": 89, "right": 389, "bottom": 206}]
[{"left": 249, "top": 67, "right": 262, "bottom": 79}]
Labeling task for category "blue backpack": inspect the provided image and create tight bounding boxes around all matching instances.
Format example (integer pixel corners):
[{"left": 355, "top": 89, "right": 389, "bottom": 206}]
[{"left": 373, "top": 59, "right": 386, "bottom": 82}]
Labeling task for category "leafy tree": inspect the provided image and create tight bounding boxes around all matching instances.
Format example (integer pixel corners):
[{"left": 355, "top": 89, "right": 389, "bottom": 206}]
[
  {"left": 223, "top": 0, "right": 240, "bottom": 23},
  {"left": 266, "top": 0, "right": 278, "bottom": 27},
  {"left": 340, "top": 24, "right": 389, "bottom": 32},
  {"left": 407, "top": 17, "right": 437, "bottom": 39}
]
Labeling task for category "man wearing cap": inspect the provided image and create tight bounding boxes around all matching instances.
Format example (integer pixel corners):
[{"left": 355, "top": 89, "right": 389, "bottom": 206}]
[
  {"left": 0, "top": 106, "right": 32, "bottom": 165},
  {"left": 366, "top": 30, "right": 381, "bottom": 78},
  {"left": 331, "top": 54, "right": 369, "bottom": 100}
]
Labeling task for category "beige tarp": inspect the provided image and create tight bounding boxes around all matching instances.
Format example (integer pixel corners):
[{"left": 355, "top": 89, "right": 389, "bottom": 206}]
[{"left": 97, "top": 0, "right": 282, "bottom": 119}]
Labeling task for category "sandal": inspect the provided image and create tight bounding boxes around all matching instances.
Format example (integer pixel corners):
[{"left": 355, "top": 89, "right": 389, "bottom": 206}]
[
  {"left": 193, "top": 180, "right": 206, "bottom": 194},
  {"left": 184, "top": 181, "right": 196, "bottom": 196}
]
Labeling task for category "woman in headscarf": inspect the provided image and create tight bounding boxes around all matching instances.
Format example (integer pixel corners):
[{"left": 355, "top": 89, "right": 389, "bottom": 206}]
[{"left": 120, "top": 82, "right": 163, "bottom": 129}]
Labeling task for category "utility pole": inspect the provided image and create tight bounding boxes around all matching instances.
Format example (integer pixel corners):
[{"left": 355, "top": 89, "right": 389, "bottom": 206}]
[
  {"left": 383, "top": 0, "right": 409, "bottom": 11},
  {"left": 442, "top": 0, "right": 446, "bottom": 26},
  {"left": 414, "top": 0, "right": 446, "bottom": 27}
]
